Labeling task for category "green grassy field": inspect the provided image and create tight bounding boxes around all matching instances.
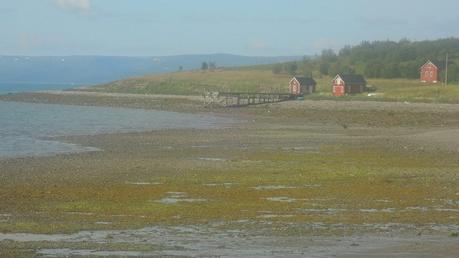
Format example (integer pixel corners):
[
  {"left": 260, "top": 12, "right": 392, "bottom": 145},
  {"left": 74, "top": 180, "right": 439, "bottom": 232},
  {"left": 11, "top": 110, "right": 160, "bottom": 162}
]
[
  {"left": 89, "top": 69, "right": 459, "bottom": 103},
  {"left": 364, "top": 79, "right": 459, "bottom": 103},
  {"left": 91, "top": 70, "right": 292, "bottom": 95}
]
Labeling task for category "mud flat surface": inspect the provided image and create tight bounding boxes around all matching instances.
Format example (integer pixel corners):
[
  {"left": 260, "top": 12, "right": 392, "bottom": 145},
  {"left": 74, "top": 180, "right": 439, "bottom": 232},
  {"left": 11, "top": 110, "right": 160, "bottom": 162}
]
[
  {"left": 1, "top": 223, "right": 458, "bottom": 257},
  {"left": 1, "top": 91, "right": 459, "bottom": 257}
]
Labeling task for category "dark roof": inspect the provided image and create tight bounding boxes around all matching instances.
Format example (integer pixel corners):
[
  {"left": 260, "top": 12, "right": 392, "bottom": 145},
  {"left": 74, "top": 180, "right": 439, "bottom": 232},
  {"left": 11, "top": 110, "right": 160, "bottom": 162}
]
[
  {"left": 294, "top": 77, "right": 316, "bottom": 86},
  {"left": 422, "top": 60, "right": 454, "bottom": 71},
  {"left": 338, "top": 74, "right": 366, "bottom": 85},
  {"left": 421, "top": 60, "right": 440, "bottom": 70}
]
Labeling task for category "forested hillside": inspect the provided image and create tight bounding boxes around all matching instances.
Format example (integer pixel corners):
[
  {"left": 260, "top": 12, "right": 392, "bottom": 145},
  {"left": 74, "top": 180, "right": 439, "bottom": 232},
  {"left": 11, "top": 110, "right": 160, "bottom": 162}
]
[{"left": 275, "top": 38, "right": 459, "bottom": 82}]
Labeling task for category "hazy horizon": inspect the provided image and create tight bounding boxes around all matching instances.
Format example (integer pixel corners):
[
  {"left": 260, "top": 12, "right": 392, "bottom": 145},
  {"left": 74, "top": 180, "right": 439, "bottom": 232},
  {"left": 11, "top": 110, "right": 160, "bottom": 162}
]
[
  {"left": 0, "top": 53, "right": 302, "bottom": 58},
  {"left": 2, "top": 0, "right": 459, "bottom": 57}
]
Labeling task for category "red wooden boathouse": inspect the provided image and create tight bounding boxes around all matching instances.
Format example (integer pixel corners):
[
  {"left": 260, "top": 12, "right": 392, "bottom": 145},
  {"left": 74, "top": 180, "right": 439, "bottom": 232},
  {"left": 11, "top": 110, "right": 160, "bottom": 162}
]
[
  {"left": 420, "top": 60, "right": 439, "bottom": 84},
  {"left": 289, "top": 77, "right": 316, "bottom": 96},
  {"left": 332, "top": 74, "right": 367, "bottom": 97}
]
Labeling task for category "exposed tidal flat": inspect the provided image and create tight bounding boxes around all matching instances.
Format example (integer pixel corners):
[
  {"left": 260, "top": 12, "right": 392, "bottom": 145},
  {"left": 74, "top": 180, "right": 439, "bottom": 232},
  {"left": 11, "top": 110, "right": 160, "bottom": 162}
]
[{"left": 1, "top": 91, "right": 459, "bottom": 256}]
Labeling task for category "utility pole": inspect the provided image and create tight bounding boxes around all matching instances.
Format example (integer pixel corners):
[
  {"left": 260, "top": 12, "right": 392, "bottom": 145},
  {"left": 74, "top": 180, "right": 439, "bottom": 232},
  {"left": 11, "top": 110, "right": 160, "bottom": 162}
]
[{"left": 445, "top": 53, "right": 448, "bottom": 86}]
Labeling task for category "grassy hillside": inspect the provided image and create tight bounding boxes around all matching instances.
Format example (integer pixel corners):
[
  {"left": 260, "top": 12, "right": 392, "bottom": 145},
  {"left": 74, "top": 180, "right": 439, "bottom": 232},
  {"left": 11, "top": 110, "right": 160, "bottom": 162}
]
[
  {"left": 88, "top": 38, "right": 459, "bottom": 103},
  {"left": 91, "top": 70, "right": 293, "bottom": 95},
  {"left": 89, "top": 68, "right": 459, "bottom": 103}
]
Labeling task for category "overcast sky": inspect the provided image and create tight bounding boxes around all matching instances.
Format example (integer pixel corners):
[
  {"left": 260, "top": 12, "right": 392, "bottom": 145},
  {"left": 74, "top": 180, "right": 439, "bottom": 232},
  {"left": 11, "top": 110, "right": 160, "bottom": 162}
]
[{"left": 1, "top": 0, "right": 459, "bottom": 56}]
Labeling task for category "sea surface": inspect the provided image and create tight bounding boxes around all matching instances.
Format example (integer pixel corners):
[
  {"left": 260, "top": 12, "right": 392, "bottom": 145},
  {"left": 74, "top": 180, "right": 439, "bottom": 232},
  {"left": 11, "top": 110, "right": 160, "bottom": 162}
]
[
  {"left": 0, "top": 101, "right": 227, "bottom": 158},
  {"left": 0, "top": 82, "right": 82, "bottom": 94}
]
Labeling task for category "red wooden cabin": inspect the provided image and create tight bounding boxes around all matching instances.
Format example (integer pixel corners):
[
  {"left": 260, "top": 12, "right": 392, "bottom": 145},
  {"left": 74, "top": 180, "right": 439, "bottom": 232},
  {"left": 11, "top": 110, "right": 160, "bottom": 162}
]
[
  {"left": 289, "top": 77, "right": 316, "bottom": 95},
  {"left": 332, "top": 74, "right": 367, "bottom": 97},
  {"left": 420, "top": 60, "right": 439, "bottom": 84}
]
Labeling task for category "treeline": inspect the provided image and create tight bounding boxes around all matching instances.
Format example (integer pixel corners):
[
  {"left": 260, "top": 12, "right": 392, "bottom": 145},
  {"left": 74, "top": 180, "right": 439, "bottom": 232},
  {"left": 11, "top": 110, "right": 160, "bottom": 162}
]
[
  {"left": 201, "top": 62, "right": 218, "bottom": 70},
  {"left": 275, "top": 38, "right": 459, "bottom": 82}
]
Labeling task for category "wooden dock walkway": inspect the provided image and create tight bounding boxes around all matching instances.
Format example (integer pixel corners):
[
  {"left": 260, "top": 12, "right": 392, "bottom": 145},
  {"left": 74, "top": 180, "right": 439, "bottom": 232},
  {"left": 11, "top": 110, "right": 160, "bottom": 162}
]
[{"left": 217, "top": 92, "right": 295, "bottom": 107}]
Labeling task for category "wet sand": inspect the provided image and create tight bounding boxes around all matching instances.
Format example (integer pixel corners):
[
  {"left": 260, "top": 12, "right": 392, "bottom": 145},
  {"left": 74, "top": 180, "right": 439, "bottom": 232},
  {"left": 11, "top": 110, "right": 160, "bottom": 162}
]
[{"left": 1, "top": 224, "right": 458, "bottom": 257}]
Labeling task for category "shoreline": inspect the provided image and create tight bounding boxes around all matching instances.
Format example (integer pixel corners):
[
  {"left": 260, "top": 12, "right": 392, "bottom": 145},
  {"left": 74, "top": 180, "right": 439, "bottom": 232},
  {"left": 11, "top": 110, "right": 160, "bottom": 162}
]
[
  {"left": 0, "top": 91, "right": 207, "bottom": 114},
  {"left": 0, "top": 100, "right": 235, "bottom": 161},
  {"left": 3, "top": 90, "right": 459, "bottom": 126},
  {"left": 4, "top": 90, "right": 459, "bottom": 114}
]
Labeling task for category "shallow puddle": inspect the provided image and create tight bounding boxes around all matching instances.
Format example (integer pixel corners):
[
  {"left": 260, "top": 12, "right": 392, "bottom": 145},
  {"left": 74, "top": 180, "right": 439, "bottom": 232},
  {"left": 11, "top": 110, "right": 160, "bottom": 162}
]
[
  {"left": 155, "top": 192, "right": 207, "bottom": 204},
  {"left": 405, "top": 206, "right": 429, "bottom": 211},
  {"left": 126, "top": 182, "right": 162, "bottom": 186},
  {"left": 297, "top": 208, "right": 347, "bottom": 214},
  {"left": 434, "top": 208, "right": 459, "bottom": 212},
  {"left": 95, "top": 222, "right": 112, "bottom": 225},
  {"left": 253, "top": 185, "right": 297, "bottom": 190},
  {"left": 197, "top": 157, "right": 227, "bottom": 161},
  {"left": 266, "top": 197, "right": 298, "bottom": 203},
  {"left": 257, "top": 214, "right": 295, "bottom": 219},
  {"left": 376, "top": 199, "right": 393, "bottom": 203},
  {"left": 204, "top": 183, "right": 237, "bottom": 188},
  {"left": 191, "top": 145, "right": 212, "bottom": 148},
  {"left": 65, "top": 212, "right": 94, "bottom": 216}
]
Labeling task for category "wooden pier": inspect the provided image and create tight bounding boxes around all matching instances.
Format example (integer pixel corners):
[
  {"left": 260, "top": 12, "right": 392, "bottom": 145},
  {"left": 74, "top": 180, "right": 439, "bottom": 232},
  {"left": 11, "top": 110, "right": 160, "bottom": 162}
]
[{"left": 218, "top": 92, "right": 295, "bottom": 107}]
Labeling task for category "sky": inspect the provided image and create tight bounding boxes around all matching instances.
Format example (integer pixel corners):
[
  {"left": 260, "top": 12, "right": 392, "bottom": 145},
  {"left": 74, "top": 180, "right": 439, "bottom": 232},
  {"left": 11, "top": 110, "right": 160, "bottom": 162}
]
[{"left": 1, "top": 0, "right": 459, "bottom": 57}]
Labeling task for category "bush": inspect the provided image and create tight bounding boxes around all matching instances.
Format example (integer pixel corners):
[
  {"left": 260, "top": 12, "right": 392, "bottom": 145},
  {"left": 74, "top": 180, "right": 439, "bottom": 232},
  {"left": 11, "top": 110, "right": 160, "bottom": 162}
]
[
  {"left": 272, "top": 64, "right": 282, "bottom": 74},
  {"left": 285, "top": 63, "right": 298, "bottom": 75}
]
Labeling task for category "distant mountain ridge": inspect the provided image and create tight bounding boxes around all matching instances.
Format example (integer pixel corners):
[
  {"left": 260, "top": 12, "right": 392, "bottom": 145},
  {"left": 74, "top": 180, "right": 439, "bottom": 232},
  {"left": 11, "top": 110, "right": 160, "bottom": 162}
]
[{"left": 0, "top": 54, "right": 302, "bottom": 85}]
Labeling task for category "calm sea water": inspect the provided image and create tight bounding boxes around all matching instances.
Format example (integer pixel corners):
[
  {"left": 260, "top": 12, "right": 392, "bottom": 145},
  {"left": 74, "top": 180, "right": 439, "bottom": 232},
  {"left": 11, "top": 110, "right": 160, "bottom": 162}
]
[
  {"left": 0, "top": 83, "right": 82, "bottom": 94},
  {"left": 0, "top": 101, "right": 227, "bottom": 158}
]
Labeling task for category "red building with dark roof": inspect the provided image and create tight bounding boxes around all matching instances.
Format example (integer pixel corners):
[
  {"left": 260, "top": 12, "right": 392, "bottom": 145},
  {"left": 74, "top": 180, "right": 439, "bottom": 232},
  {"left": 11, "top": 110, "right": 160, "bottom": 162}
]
[
  {"left": 420, "top": 60, "right": 439, "bottom": 84},
  {"left": 289, "top": 77, "right": 316, "bottom": 95},
  {"left": 332, "top": 74, "right": 367, "bottom": 97}
]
